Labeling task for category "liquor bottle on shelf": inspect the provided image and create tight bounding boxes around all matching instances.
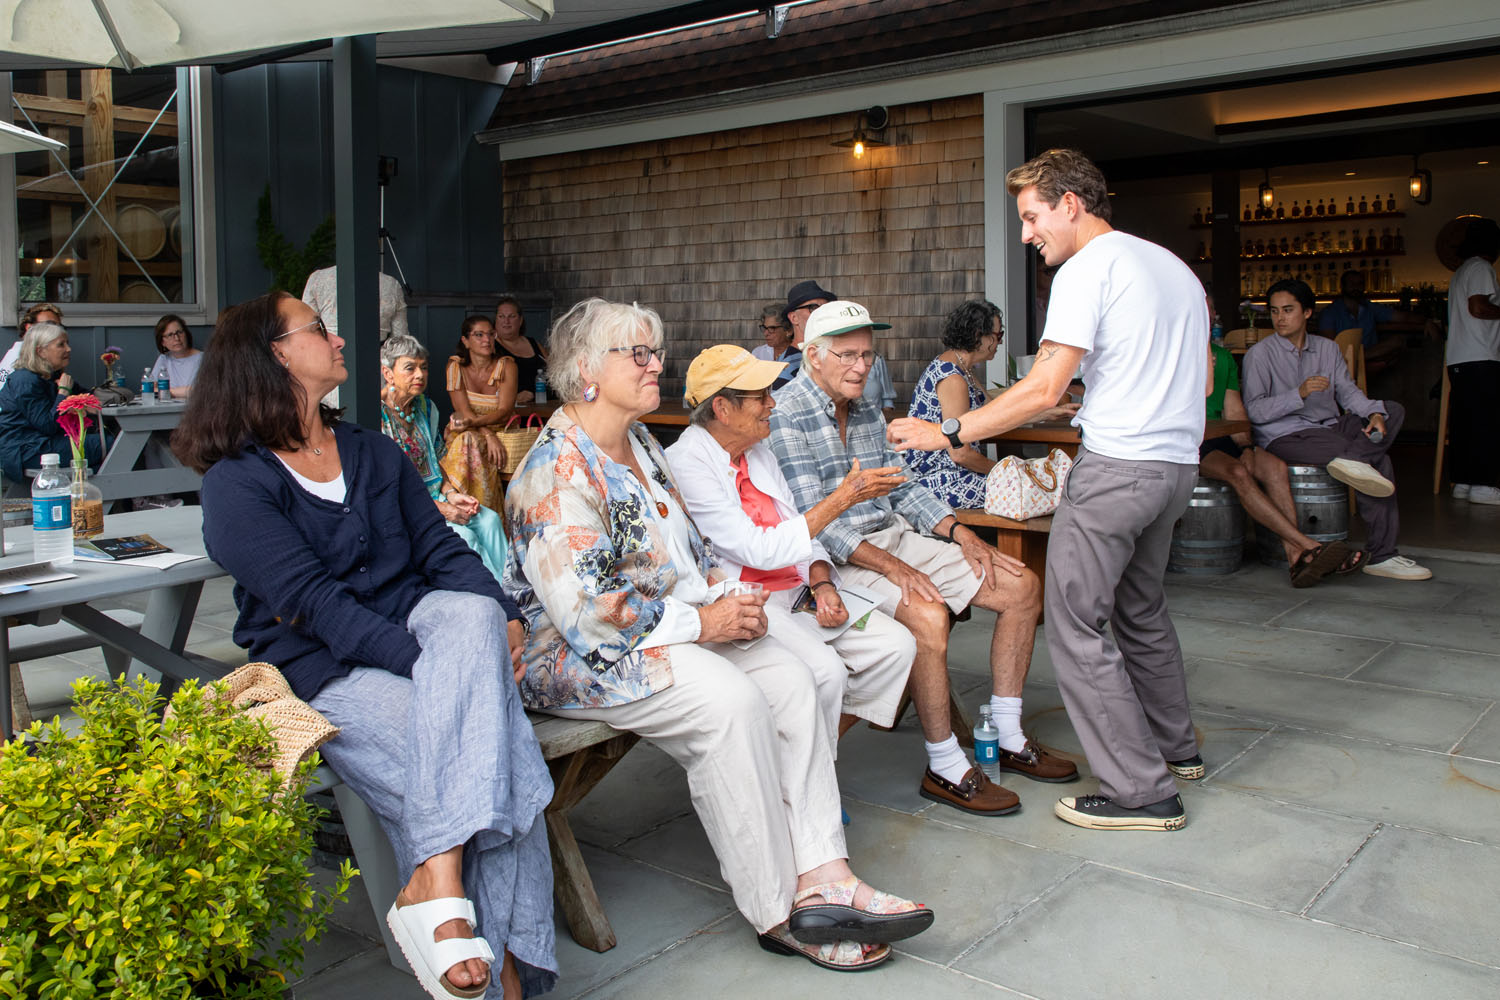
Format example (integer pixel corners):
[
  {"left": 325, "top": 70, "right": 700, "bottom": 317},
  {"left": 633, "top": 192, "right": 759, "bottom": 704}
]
[
  {"left": 1366, "top": 228, "right": 1378, "bottom": 252},
  {"left": 1337, "top": 229, "right": 1349, "bottom": 253},
  {"left": 1357, "top": 259, "right": 1369, "bottom": 286},
  {"left": 1320, "top": 230, "right": 1332, "bottom": 254},
  {"left": 1385, "top": 193, "right": 1396, "bottom": 212},
  {"left": 1358, "top": 194, "right": 1368, "bottom": 214},
  {"left": 1291, "top": 200, "right": 1301, "bottom": 218},
  {"left": 1315, "top": 198, "right": 1326, "bottom": 216},
  {"left": 1279, "top": 236, "right": 1289, "bottom": 255},
  {"left": 1276, "top": 201, "right": 1285, "bottom": 219},
  {"left": 1195, "top": 240, "right": 1207, "bottom": 260},
  {"left": 1304, "top": 199, "right": 1313, "bottom": 217},
  {"left": 1243, "top": 204, "right": 1252, "bottom": 222},
  {"left": 1345, "top": 195, "right": 1355, "bottom": 215},
  {"left": 1380, "top": 227, "right": 1393, "bottom": 252},
  {"left": 1394, "top": 228, "right": 1405, "bottom": 253},
  {"left": 1193, "top": 207, "right": 1203, "bottom": 225},
  {"left": 1291, "top": 234, "right": 1303, "bottom": 254},
  {"left": 1383, "top": 259, "right": 1395, "bottom": 290}
]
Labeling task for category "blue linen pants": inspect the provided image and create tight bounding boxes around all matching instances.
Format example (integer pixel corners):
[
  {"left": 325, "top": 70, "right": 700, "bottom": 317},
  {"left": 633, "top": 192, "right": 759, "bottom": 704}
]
[
  {"left": 311, "top": 591, "right": 557, "bottom": 998},
  {"left": 1044, "top": 448, "right": 1199, "bottom": 808}
]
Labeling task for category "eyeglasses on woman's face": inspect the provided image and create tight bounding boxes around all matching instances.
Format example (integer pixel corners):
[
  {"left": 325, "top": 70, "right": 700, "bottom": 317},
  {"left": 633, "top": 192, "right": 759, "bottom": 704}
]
[
  {"left": 607, "top": 344, "right": 666, "bottom": 367},
  {"left": 274, "top": 316, "right": 329, "bottom": 341}
]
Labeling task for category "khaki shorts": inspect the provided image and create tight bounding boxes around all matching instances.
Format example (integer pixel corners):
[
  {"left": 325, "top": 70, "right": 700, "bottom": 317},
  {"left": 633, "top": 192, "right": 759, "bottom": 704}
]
[{"left": 836, "top": 514, "right": 983, "bottom": 617}]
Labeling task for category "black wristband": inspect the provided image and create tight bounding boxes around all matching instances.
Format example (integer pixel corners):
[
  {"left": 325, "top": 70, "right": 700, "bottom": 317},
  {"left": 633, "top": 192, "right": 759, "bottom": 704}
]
[
  {"left": 809, "top": 580, "right": 836, "bottom": 592},
  {"left": 942, "top": 521, "right": 960, "bottom": 542}
]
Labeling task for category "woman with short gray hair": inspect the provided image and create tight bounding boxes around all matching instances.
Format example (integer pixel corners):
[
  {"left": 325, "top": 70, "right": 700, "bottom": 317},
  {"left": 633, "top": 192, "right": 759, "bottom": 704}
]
[
  {"left": 379, "top": 334, "right": 510, "bottom": 580},
  {"left": 0, "top": 322, "right": 103, "bottom": 482},
  {"left": 508, "top": 299, "right": 934, "bottom": 974}
]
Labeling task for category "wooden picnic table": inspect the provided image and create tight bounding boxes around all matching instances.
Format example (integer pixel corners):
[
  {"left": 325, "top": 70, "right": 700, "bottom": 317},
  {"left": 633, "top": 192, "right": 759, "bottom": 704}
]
[{"left": 985, "top": 418, "right": 1251, "bottom": 456}]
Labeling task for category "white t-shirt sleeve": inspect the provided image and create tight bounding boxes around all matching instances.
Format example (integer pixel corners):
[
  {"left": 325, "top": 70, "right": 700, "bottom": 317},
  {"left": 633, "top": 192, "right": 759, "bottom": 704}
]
[{"left": 1039, "top": 259, "right": 1102, "bottom": 351}]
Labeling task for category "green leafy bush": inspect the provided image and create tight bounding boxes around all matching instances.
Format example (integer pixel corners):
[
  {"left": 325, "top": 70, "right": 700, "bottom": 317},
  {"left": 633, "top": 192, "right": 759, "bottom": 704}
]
[
  {"left": 254, "top": 185, "right": 336, "bottom": 296},
  {"left": 0, "top": 676, "right": 354, "bottom": 999}
]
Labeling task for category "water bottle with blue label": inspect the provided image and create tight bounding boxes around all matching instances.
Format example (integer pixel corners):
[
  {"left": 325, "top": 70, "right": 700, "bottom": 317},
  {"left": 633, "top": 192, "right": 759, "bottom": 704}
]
[
  {"left": 156, "top": 373, "right": 170, "bottom": 402},
  {"left": 32, "top": 453, "right": 73, "bottom": 564},
  {"left": 973, "top": 704, "right": 1000, "bottom": 780},
  {"left": 140, "top": 368, "right": 155, "bottom": 405},
  {"left": 534, "top": 370, "right": 547, "bottom": 404}
]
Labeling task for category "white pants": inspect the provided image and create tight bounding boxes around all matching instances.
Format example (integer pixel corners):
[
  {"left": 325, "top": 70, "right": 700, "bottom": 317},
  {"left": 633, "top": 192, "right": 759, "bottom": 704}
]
[
  {"left": 763, "top": 590, "right": 914, "bottom": 740},
  {"left": 546, "top": 636, "right": 845, "bottom": 933}
]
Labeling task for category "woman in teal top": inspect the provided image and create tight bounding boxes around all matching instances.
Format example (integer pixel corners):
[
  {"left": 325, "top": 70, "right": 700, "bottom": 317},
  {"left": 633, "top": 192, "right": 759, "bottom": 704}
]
[{"left": 379, "top": 335, "right": 509, "bottom": 580}]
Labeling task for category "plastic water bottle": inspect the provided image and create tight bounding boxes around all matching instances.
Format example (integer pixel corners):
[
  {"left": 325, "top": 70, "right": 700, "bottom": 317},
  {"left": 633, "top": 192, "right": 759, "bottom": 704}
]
[
  {"left": 973, "top": 705, "right": 1000, "bottom": 780},
  {"left": 32, "top": 453, "right": 73, "bottom": 565},
  {"left": 533, "top": 371, "right": 547, "bottom": 404},
  {"left": 1210, "top": 321, "right": 1225, "bottom": 345},
  {"left": 140, "top": 368, "right": 155, "bottom": 405},
  {"left": 156, "top": 374, "right": 170, "bottom": 402}
]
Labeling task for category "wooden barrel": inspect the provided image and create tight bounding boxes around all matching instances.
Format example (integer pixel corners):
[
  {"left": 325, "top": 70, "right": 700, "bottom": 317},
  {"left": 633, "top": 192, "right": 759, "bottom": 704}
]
[
  {"left": 1256, "top": 465, "right": 1350, "bottom": 564},
  {"left": 118, "top": 279, "right": 166, "bottom": 304},
  {"left": 117, "top": 203, "right": 166, "bottom": 260},
  {"left": 1169, "top": 477, "right": 1244, "bottom": 575},
  {"left": 160, "top": 205, "right": 182, "bottom": 257}
]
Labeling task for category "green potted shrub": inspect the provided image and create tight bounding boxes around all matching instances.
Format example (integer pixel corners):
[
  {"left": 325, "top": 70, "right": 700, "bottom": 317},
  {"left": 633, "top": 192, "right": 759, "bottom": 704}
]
[{"left": 0, "top": 676, "right": 354, "bottom": 999}]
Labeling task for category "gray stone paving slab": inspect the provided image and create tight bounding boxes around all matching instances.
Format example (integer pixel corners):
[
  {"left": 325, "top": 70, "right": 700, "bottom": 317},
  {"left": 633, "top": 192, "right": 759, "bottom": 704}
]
[
  {"left": 1442, "top": 585, "right": 1500, "bottom": 617},
  {"left": 1349, "top": 643, "right": 1500, "bottom": 701},
  {"left": 1214, "top": 729, "right": 1500, "bottom": 847},
  {"left": 1454, "top": 706, "right": 1500, "bottom": 764},
  {"left": 578, "top": 920, "right": 1022, "bottom": 1000},
  {"left": 954, "top": 864, "right": 1498, "bottom": 999},
  {"left": 1275, "top": 601, "right": 1500, "bottom": 654},
  {"left": 1308, "top": 825, "right": 1500, "bottom": 968},
  {"left": 1161, "top": 582, "right": 1309, "bottom": 625},
  {"left": 934, "top": 782, "right": 1372, "bottom": 913},
  {"left": 1173, "top": 616, "right": 1390, "bottom": 676},
  {"left": 1188, "top": 659, "right": 1490, "bottom": 749},
  {"left": 832, "top": 716, "right": 942, "bottom": 814},
  {"left": 611, "top": 811, "right": 724, "bottom": 891},
  {"left": 550, "top": 845, "right": 736, "bottom": 998},
  {"left": 567, "top": 742, "right": 694, "bottom": 849},
  {"left": 296, "top": 947, "right": 425, "bottom": 1000},
  {"left": 839, "top": 801, "right": 1083, "bottom": 965}
]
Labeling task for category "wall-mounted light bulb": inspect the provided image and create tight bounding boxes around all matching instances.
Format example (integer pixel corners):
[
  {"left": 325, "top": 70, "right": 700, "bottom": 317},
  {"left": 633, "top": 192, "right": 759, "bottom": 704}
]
[{"left": 853, "top": 139, "right": 865, "bottom": 158}]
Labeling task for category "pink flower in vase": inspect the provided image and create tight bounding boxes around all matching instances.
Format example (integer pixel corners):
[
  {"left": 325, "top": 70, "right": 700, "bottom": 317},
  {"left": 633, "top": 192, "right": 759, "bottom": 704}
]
[{"left": 57, "top": 392, "right": 103, "bottom": 466}]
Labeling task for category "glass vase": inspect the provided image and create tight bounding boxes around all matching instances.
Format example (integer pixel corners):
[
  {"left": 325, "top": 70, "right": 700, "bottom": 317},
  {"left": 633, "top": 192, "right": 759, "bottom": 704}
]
[{"left": 70, "top": 460, "right": 105, "bottom": 539}]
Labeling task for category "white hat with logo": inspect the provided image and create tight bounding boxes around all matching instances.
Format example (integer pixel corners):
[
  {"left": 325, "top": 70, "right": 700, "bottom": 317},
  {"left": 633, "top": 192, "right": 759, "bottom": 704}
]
[{"left": 801, "top": 300, "right": 891, "bottom": 354}]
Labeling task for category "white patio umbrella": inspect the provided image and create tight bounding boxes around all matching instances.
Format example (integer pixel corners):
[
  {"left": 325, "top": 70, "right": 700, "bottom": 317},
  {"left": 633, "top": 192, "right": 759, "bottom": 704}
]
[
  {"left": 0, "top": 0, "right": 552, "bottom": 70},
  {"left": 0, "top": 117, "right": 63, "bottom": 155}
]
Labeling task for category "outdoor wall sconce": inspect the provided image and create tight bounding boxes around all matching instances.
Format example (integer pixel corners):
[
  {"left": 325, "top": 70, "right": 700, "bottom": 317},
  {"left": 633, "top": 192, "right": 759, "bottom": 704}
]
[
  {"left": 1258, "top": 168, "right": 1275, "bottom": 210},
  {"left": 1408, "top": 156, "right": 1433, "bottom": 205},
  {"left": 833, "top": 106, "right": 889, "bottom": 159}
]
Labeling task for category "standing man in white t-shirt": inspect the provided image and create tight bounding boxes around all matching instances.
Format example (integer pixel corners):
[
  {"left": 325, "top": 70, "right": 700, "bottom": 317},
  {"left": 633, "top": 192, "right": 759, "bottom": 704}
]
[
  {"left": 1444, "top": 218, "right": 1500, "bottom": 505},
  {"left": 888, "top": 148, "right": 1206, "bottom": 832}
]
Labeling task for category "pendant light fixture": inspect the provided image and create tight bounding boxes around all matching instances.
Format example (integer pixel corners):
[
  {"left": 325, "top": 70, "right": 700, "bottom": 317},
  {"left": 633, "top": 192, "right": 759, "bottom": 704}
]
[
  {"left": 1408, "top": 155, "right": 1432, "bottom": 205},
  {"left": 1258, "top": 168, "right": 1275, "bottom": 211}
]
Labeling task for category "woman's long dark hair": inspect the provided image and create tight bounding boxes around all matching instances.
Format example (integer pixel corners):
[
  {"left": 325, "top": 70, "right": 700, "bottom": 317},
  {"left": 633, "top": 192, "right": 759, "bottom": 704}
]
[
  {"left": 172, "top": 291, "right": 340, "bottom": 473},
  {"left": 454, "top": 314, "right": 493, "bottom": 368}
]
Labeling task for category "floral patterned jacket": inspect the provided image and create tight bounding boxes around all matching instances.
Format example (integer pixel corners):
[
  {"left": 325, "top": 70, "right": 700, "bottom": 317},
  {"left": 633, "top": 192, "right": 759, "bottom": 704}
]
[{"left": 503, "top": 408, "right": 715, "bottom": 709}]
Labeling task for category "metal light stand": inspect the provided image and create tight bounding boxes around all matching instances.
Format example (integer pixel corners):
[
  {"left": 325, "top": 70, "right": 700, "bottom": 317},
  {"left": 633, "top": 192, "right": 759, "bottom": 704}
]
[{"left": 376, "top": 155, "right": 411, "bottom": 296}]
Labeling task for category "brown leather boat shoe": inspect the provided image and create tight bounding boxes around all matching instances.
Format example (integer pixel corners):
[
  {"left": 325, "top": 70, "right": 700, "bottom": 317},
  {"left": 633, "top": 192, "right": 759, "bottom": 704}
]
[
  {"left": 919, "top": 767, "right": 1020, "bottom": 816},
  {"left": 996, "top": 739, "right": 1080, "bottom": 783}
]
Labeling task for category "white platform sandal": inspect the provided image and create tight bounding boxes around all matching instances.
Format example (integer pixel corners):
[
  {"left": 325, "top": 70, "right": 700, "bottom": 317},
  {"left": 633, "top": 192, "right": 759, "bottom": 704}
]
[{"left": 386, "top": 894, "right": 497, "bottom": 1000}]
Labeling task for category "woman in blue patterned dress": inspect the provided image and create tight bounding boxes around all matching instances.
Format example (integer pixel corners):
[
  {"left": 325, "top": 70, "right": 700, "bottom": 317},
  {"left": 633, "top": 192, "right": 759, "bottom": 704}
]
[{"left": 904, "top": 300, "right": 1006, "bottom": 508}]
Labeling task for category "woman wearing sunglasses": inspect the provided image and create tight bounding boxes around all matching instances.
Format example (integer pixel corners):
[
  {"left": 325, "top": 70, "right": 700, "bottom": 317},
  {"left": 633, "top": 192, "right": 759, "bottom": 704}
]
[
  {"left": 504, "top": 299, "right": 933, "bottom": 974},
  {"left": 176, "top": 293, "right": 556, "bottom": 1000}
]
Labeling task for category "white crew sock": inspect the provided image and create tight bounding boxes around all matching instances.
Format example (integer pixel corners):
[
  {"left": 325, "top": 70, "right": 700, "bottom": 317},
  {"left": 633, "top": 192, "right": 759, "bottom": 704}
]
[
  {"left": 924, "top": 734, "right": 972, "bottom": 785},
  {"left": 989, "top": 695, "right": 1026, "bottom": 753}
]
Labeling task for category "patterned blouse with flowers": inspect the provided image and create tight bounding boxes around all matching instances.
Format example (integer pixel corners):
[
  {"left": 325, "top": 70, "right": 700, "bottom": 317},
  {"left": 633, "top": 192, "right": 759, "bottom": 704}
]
[{"left": 503, "top": 407, "right": 715, "bottom": 710}]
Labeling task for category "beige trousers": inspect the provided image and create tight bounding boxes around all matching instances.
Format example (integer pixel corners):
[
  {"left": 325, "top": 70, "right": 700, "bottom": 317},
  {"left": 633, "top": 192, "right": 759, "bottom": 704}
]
[
  {"left": 547, "top": 636, "right": 845, "bottom": 933},
  {"left": 763, "top": 592, "right": 914, "bottom": 737},
  {"left": 836, "top": 515, "right": 985, "bottom": 616}
]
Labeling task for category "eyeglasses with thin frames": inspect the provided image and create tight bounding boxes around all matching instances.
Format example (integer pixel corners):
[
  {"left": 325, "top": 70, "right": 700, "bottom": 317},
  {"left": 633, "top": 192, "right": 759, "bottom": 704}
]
[
  {"left": 274, "top": 316, "right": 329, "bottom": 341},
  {"left": 826, "top": 349, "right": 875, "bottom": 368},
  {"left": 607, "top": 344, "right": 666, "bottom": 367},
  {"left": 731, "top": 388, "right": 771, "bottom": 402}
]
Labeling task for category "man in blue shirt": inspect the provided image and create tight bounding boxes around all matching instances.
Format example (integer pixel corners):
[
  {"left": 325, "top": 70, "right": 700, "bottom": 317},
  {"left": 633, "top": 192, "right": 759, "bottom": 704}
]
[{"left": 1318, "top": 269, "right": 1437, "bottom": 362}]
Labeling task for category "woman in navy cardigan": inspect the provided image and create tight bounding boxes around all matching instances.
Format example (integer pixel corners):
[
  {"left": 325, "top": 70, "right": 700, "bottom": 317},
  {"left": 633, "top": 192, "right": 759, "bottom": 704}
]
[
  {"left": 0, "top": 322, "right": 103, "bottom": 482},
  {"left": 174, "top": 292, "right": 556, "bottom": 1000}
]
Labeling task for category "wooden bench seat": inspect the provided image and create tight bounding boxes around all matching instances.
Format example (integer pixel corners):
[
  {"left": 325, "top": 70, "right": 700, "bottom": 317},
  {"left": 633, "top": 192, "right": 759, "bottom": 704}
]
[
  {"left": 953, "top": 509, "right": 1052, "bottom": 591},
  {"left": 313, "top": 711, "right": 639, "bottom": 974}
]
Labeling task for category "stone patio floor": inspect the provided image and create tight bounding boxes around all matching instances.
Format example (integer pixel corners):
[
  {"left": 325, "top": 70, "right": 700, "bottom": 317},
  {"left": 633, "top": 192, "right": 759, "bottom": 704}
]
[{"left": 18, "top": 528, "right": 1500, "bottom": 999}]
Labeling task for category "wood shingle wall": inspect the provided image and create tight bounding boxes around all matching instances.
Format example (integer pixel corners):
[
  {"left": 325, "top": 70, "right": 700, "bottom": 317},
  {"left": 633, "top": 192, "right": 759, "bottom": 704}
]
[{"left": 503, "top": 96, "right": 985, "bottom": 403}]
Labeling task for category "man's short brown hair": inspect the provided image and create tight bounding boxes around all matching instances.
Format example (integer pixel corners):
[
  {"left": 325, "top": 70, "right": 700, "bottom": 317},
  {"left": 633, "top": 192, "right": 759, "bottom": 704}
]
[
  {"left": 20, "top": 302, "right": 62, "bottom": 330},
  {"left": 1005, "top": 148, "right": 1112, "bottom": 223}
]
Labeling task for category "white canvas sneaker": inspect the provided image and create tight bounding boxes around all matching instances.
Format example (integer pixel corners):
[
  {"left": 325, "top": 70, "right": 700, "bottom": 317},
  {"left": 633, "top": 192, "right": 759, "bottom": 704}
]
[
  {"left": 1363, "top": 555, "right": 1432, "bottom": 581},
  {"left": 1327, "top": 458, "right": 1395, "bottom": 497},
  {"left": 1469, "top": 485, "right": 1500, "bottom": 506},
  {"left": 1452, "top": 483, "right": 1472, "bottom": 499}
]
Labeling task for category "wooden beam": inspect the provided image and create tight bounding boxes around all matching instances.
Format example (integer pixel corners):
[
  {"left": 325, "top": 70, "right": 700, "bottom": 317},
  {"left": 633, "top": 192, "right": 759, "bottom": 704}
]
[
  {"left": 17, "top": 174, "right": 181, "bottom": 205},
  {"left": 82, "top": 70, "right": 118, "bottom": 302},
  {"left": 13, "top": 92, "right": 178, "bottom": 138}
]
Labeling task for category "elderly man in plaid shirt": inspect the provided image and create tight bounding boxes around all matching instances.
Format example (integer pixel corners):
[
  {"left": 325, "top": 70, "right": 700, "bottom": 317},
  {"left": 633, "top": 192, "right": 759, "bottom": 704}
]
[{"left": 769, "top": 301, "right": 1075, "bottom": 817}]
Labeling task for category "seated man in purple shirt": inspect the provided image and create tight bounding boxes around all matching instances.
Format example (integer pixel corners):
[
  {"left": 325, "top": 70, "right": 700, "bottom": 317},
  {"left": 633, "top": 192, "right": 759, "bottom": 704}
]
[{"left": 1242, "top": 278, "right": 1431, "bottom": 581}]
